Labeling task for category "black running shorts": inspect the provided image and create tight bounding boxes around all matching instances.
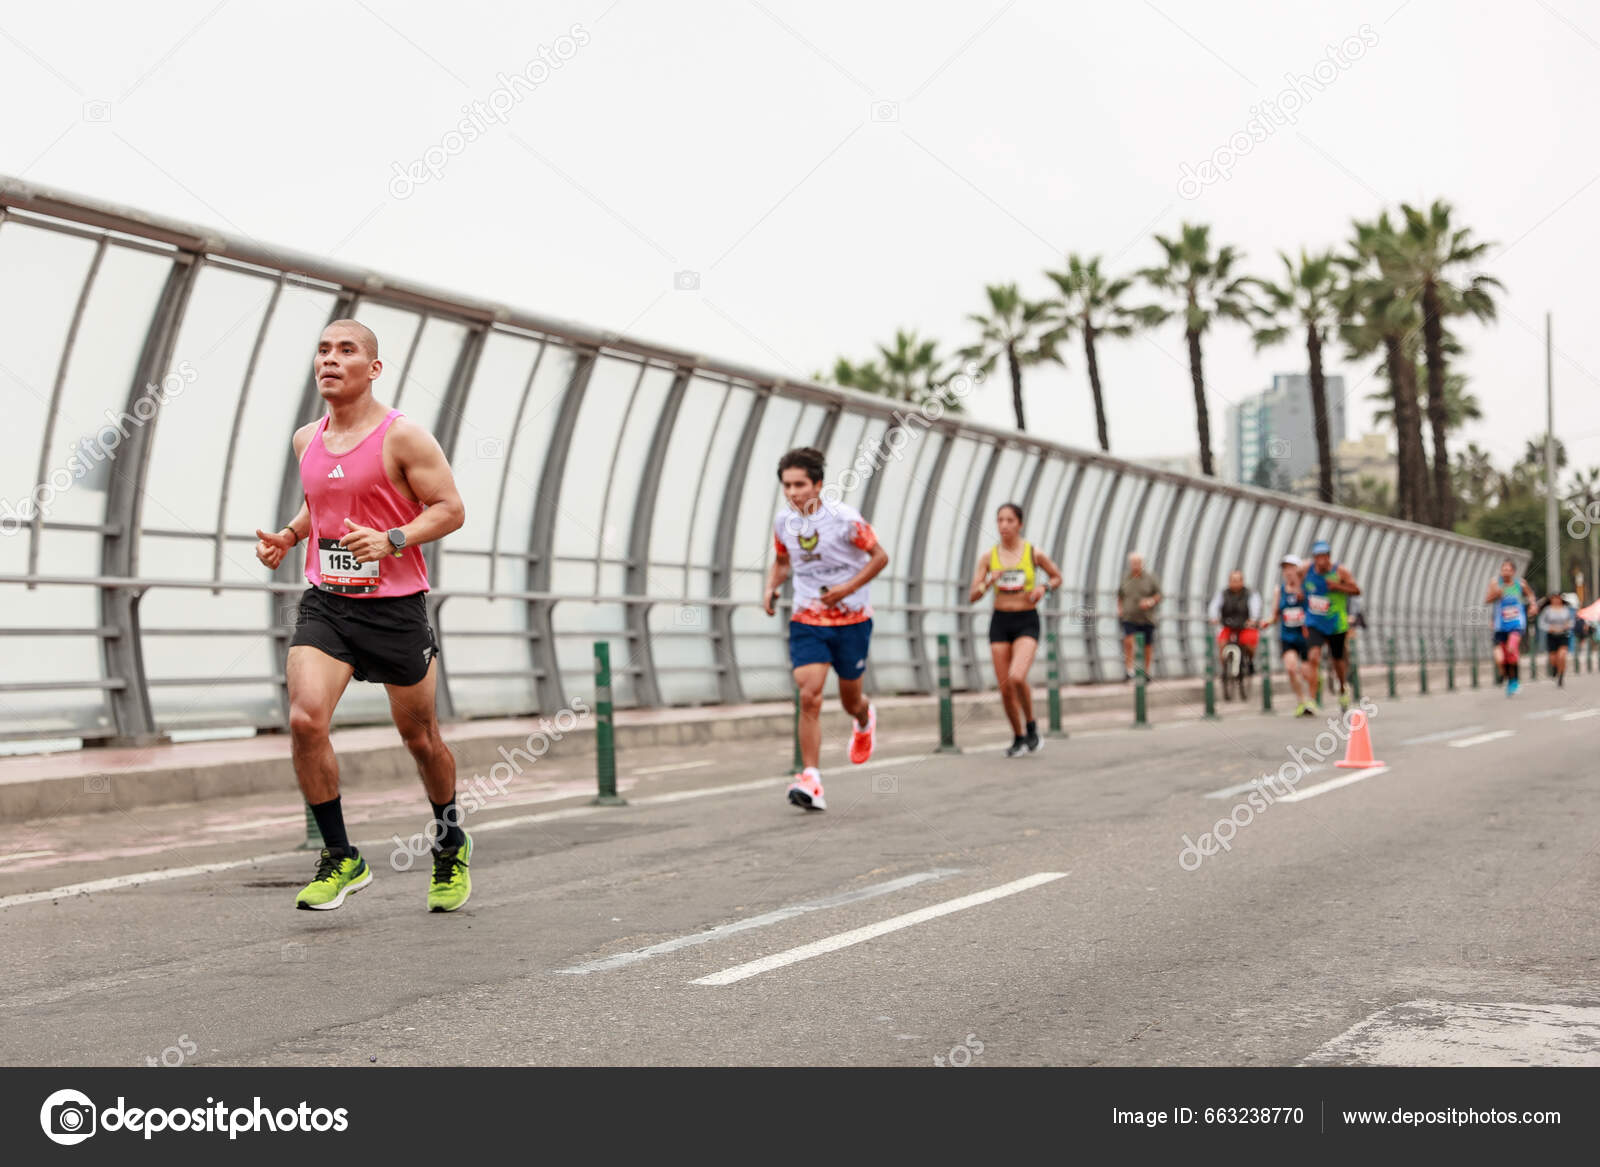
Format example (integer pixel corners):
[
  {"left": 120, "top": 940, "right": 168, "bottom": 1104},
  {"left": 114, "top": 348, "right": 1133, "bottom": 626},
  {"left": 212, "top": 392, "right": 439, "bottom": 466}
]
[
  {"left": 989, "top": 608, "right": 1041, "bottom": 644},
  {"left": 289, "top": 587, "right": 438, "bottom": 686},
  {"left": 1305, "top": 626, "right": 1347, "bottom": 660}
]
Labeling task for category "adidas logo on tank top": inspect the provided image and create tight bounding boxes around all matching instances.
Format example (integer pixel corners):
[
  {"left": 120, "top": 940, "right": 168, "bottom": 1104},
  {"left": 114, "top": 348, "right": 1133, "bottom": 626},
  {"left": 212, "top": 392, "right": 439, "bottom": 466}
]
[{"left": 327, "top": 464, "right": 345, "bottom": 479}]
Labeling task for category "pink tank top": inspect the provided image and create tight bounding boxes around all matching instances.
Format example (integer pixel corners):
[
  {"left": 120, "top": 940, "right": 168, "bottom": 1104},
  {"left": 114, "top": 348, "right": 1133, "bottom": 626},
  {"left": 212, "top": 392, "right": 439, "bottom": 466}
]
[{"left": 298, "top": 409, "right": 429, "bottom": 597}]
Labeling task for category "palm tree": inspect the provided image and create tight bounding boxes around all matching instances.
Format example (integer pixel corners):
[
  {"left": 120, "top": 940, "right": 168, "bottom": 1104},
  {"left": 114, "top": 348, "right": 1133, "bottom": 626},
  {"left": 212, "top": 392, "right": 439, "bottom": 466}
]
[
  {"left": 1250, "top": 249, "right": 1343, "bottom": 503},
  {"left": 1370, "top": 351, "right": 1480, "bottom": 432},
  {"left": 958, "top": 284, "right": 1063, "bottom": 432},
  {"left": 1338, "top": 214, "right": 1429, "bottom": 523},
  {"left": 829, "top": 357, "right": 888, "bottom": 396},
  {"left": 1136, "top": 223, "right": 1254, "bottom": 477},
  {"left": 1451, "top": 442, "right": 1500, "bottom": 513},
  {"left": 1380, "top": 200, "right": 1503, "bottom": 529},
  {"left": 875, "top": 329, "right": 959, "bottom": 410},
  {"left": 1043, "top": 254, "right": 1136, "bottom": 452}
]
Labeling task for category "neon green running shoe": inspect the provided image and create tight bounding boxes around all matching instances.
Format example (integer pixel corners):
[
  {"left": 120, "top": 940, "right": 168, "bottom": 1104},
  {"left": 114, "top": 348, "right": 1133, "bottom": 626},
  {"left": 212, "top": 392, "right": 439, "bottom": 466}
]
[
  {"left": 1338, "top": 688, "right": 1352, "bottom": 711},
  {"left": 295, "top": 848, "right": 372, "bottom": 911},
  {"left": 428, "top": 832, "right": 472, "bottom": 913}
]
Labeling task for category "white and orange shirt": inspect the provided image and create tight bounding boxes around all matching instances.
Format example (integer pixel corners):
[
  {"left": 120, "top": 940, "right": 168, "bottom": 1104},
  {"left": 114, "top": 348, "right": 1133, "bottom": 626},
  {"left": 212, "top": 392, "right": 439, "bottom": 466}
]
[{"left": 773, "top": 500, "right": 877, "bottom": 626}]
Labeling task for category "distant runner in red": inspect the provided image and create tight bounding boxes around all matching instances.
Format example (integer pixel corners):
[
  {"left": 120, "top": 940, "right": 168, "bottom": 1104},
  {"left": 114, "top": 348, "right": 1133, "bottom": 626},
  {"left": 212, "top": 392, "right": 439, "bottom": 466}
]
[{"left": 763, "top": 447, "right": 889, "bottom": 811}]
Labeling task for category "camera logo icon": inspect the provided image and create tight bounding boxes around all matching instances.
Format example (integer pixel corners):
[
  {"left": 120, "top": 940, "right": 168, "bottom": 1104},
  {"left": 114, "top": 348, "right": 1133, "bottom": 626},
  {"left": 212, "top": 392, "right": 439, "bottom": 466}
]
[
  {"left": 870, "top": 100, "right": 899, "bottom": 122},
  {"left": 476, "top": 436, "right": 506, "bottom": 460},
  {"left": 40, "top": 1088, "right": 97, "bottom": 1145},
  {"left": 82, "top": 101, "right": 112, "bottom": 123},
  {"left": 871, "top": 774, "right": 897, "bottom": 794},
  {"left": 673, "top": 270, "right": 701, "bottom": 291},
  {"left": 1266, "top": 438, "right": 1291, "bottom": 459}
]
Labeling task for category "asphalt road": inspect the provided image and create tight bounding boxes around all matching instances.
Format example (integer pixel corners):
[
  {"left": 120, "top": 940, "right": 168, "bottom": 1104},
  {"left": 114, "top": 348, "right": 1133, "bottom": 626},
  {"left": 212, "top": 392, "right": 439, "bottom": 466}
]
[{"left": 4, "top": 671, "right": 1598, "bottom": 1067}]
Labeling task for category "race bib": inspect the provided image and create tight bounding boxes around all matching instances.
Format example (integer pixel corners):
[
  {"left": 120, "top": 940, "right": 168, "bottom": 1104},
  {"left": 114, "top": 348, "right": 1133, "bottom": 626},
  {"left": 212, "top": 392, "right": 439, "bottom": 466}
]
[
  {"left": 996, "top": 569, "right": 1028, "bottom": 593},
  {"left": 1308, "top": 595, "right": 1331, "bottom": 615},
  {"left": 1499, "top": 600, "right": 1523, "bottom": 623},
  {"left": 318, "top": 538, "right": 379, "bottom": 594},
  {"left": 1282, "top": 607, "right": 1305, "bottom": 628}
]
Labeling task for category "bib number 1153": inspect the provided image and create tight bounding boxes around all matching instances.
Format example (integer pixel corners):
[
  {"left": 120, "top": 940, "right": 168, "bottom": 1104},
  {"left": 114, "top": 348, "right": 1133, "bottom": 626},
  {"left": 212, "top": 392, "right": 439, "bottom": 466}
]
[{"left": 318, "top": 538, "right": 379, "bottom": 594}]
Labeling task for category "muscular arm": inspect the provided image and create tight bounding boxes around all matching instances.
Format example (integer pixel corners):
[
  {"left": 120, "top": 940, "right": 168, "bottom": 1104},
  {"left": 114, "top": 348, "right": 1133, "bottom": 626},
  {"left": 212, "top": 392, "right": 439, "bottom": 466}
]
[
  {"left": 391, "top": 420, "right": 466, "bottom": 547},
  {"left": 1332, "top": 566, "right": 1361, "bottom": 595}
]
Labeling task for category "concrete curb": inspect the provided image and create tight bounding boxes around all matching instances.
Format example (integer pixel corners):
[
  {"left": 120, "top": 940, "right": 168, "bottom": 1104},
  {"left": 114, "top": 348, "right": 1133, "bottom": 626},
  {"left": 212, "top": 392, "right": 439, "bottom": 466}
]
[{"left": 3, "top": 662, "right": 1436, "bottom": 822}]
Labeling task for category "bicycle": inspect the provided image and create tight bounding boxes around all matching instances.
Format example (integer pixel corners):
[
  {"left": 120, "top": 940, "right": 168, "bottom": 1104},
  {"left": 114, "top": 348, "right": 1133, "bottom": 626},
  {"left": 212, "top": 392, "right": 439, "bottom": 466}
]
[{"left": 1218, "top": 625, "right": 1251, "bottom": 703}]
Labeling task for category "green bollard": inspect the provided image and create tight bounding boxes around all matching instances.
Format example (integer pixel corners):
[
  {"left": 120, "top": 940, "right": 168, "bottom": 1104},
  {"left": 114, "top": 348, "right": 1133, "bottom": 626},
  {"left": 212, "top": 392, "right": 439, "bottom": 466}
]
[
  {"left": 936, "top": 633, "right": 960, "bottom": 753},
  {"left": 1386, "top": 636, "right": 1397, "bottom": 699},
  {"left": 1349, "top": 640, "right": 1362, "bottom": 703},
  {"left": 1046, "top": 632, "right": 1065, "bottom": 738},
  {"left": 792, "top": 685, "right": 803, "bottom": 772},
  {"left": 1132, "top": 632, "right": 1150, "bottom": 728},
  {"left": 1203, "top": 646, "right": 1219, "bottom": 721},
  {"left": 1528, "top": 625, "right": 1539, "bottom": 683},
  {"left": 1471, "top": 637, "right": 1480, "bottom": 689},
  {"left": 1447, "top": 635, "right": 1456, "bottom": 691},
  {"left": 1260, "top": 638, "right": 1273, "bottom": 713},
  {"left": 1418, "top": 636, "right": 1428, "bottom": 695},
  {"left": 591, "top": 641, "right": 626, "bottom": 806},
  {"left": 297, "top": 803, "right": 324, "bottom": 851}
]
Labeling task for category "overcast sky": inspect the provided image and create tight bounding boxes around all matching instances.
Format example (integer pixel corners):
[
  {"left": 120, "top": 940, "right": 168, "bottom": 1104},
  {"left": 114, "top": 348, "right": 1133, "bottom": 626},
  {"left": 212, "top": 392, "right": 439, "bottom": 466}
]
[{"left": 3, "top": 0, "right": 1596, "bottom": 476}]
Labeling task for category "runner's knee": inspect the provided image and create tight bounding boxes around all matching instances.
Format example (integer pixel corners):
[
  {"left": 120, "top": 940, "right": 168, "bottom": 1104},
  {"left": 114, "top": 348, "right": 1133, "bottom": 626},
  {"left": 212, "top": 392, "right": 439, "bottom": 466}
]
[{"left": 288, "top": 703, "right": 332, "bottom": 741}]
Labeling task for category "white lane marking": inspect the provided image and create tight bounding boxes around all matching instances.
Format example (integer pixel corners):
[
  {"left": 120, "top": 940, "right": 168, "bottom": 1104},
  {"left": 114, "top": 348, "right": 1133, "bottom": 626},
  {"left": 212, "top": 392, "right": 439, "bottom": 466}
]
[
  {"left": 0, "top": 775, "right": 793, "bottom": 910},
  {"left": 1275, "top": 766, "right": 1389, "bottom": 804},
  {"left": 0, "top": 852, "right": 298, "bottom": 910},
  {"left": 556, "top": 869, "right": 962, "bottom": 974},
  {"left": 1400, "top": 725, "right": 1484, "bottom": 746},
  {"left": 630, "top": 759, "right": 715, "bottom": 776},
  {"left": 1523, "top": 709, "right": 1566, "bottom": 720},
  {"left": 691, "top": 871, "right": 1068, "bottom": 986},
  {"left": 1304, "top": 1000, "right": 1600, "bottom": 1066},
  {"left": 0, "top": 850, "right": 57, "bottom": 864},
  {"left": 1206, "top": 768, "right": 1322, "bottom": 799},
  {"left": 1560, "top": 708, "right": 1600, "bottom": 721},
  {"left": 1448, "top": 730, "right": 1518, "bottom": 748}
]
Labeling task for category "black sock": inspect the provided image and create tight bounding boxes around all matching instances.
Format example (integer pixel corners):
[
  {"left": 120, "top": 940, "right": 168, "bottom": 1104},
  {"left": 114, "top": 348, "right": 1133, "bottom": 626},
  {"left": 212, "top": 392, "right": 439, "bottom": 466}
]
[
  {"left": 430, "top": 797, "right": 465, "bottom": 851},
  {"left": 309, "top": 797, "right": 351, "bottom": 853},
  {"left": 1025, "top": 720, "right": 1038, "bottom": 736},
  {"left": 1511, "top": 661, "right": 1520, "bottom": 681}
]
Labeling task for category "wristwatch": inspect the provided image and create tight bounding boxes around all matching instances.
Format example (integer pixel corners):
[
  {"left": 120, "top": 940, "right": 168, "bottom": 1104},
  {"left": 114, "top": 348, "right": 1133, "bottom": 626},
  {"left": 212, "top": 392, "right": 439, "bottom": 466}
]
[{"left": 387, "top": 528, "right": 407, "bottom": 557}]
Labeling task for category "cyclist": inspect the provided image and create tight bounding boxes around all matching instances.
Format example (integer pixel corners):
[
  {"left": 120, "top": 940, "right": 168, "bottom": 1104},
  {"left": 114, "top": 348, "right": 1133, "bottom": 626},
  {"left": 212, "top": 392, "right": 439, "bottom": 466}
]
[
  {"left": 1207, "top": 569, "right": 1260, "bottom": 692},
  {"left": 1262, "top": 554, "right": 1315, "bottom": 716}
]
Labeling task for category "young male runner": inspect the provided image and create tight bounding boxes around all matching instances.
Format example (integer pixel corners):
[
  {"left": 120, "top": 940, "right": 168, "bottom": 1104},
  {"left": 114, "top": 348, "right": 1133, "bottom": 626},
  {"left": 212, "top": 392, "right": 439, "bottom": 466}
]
[
  {"left": 763, "top": 447, "right": 889, "bottom": 810},
  {"left": 1486, "top": 559, "right": 1533, "bottom": 694},
  {"left": 254, "top": 320, "right": 469, "bottom": 910},
  {"left": 1302, "top": 539, "right": 1361, "bottom": 711}
]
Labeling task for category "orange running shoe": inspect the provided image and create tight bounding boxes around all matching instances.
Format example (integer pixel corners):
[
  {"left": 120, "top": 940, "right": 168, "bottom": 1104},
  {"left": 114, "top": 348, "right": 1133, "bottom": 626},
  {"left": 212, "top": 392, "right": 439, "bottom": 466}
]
[
  {"left": 786, "top": 769, "right": 826, "bottom": 811},
  {"left": 848, "top": 704, "right": 876, "bottom": 764}
]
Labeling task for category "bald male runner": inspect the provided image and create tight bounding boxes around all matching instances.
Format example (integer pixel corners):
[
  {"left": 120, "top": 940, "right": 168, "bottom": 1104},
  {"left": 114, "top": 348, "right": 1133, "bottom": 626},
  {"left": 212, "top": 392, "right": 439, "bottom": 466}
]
[{"left": 255, "top": 320, "right": 469, "bottom": 911}]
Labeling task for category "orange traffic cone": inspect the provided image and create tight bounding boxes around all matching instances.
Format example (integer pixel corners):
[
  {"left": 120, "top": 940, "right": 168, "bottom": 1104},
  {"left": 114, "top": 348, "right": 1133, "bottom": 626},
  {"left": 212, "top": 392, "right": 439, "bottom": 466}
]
[{"left": 1335, "top": 709, "right": 1384, "bottom": 769}]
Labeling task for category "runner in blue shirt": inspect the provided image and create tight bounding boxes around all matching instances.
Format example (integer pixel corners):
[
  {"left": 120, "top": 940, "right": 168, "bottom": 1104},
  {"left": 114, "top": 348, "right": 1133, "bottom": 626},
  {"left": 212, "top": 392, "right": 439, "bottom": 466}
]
[{"left": 1485, "top": 558, "right": 1532, "bottom": 695}]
